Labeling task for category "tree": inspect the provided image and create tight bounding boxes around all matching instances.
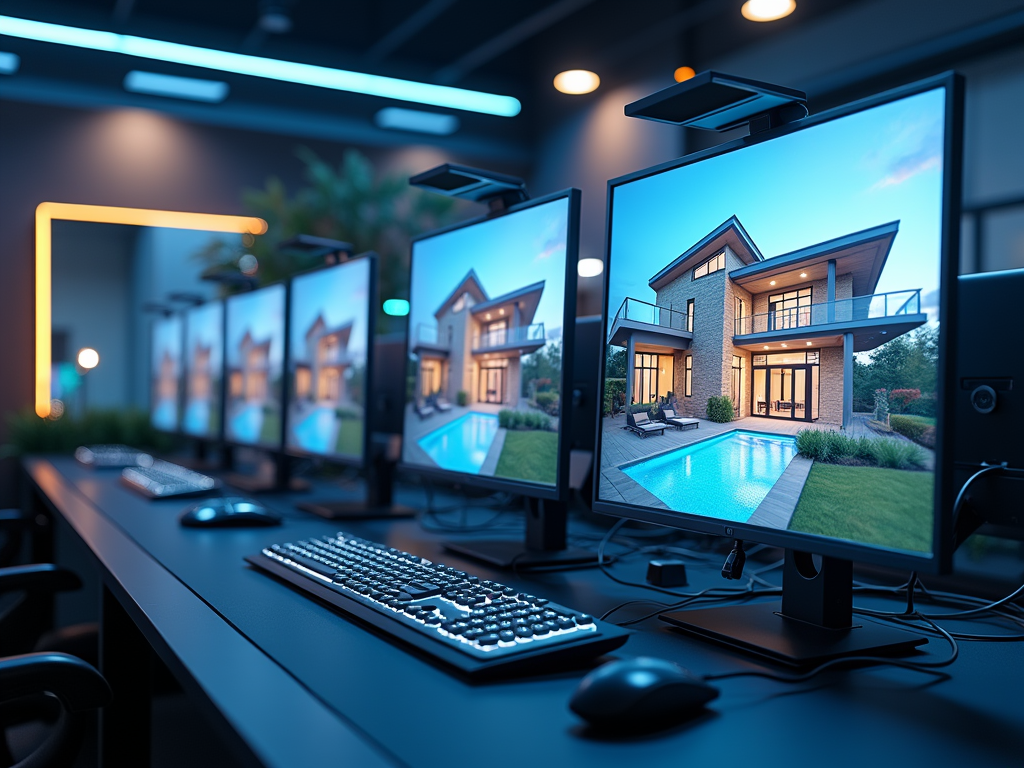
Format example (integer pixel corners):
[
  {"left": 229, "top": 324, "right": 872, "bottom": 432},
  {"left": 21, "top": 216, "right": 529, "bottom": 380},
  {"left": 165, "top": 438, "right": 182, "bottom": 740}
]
[
  {"left": 521, "top": 341, "right": 563, "bottom": 396},
  {"left": 605, "top": 346, "right": 627, "bottom": 379}
]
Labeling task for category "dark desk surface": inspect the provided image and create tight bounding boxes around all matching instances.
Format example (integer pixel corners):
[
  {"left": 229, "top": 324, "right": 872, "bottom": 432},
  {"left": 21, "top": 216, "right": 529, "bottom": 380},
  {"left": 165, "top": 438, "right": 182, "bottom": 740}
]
[{"left": 25, "top": 457, "right": 1024, "bottom": 768}]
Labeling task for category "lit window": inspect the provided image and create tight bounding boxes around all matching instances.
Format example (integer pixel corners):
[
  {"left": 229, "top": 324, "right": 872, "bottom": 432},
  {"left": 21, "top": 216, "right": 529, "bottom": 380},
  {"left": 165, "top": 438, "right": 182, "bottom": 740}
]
[
  {"left": 686, "top": 299, "right": 694, "bottom": 333},
  {"left": 684, "top": 355, "right": 693, "bottom": 397},
  {"left": 692, "top": 251, "right": 726, "bottom": 280}
]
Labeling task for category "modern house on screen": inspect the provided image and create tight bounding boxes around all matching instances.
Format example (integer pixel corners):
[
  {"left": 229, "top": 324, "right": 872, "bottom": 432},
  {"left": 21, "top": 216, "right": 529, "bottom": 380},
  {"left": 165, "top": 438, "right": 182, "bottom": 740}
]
[
  {"left": 607, "top": 216, "right": 927, "bottom": 428},
  {"left": 229, "top": 331, "right": 272, "bottom": 404},
  {"left": 187, "top": 342, "right": 213, "bottom": 403},
  {"left": 293, "top": 315, "right": 353, "bottom": 405},
  {"left": 412, "top": 270, "right": 546, "bottom": 407}
]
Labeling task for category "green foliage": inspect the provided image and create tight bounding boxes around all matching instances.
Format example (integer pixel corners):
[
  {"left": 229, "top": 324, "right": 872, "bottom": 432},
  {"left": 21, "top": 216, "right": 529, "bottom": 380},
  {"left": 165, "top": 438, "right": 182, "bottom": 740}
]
[
  {"left": 194, "top": 147, "right": 464, "bottom": 333},
  {"left": 853, "top": 326, "right": 937, "bottom": 412},
  {"left": 522, "top": 341, "right": 562, "bottom": 398},
  {"left": 706, "top": 396, "right": 734, "bottom": 423},
  {"left": 889, "top": 388, "right": 921, "bottom": 413},
  {"left": 4, "top": 409, "right": 174, "bottom": 457},
  {"left": 869, "top": 438, "right": 927, "bottom": 470},
  {"left": 605, "top": 347, "right": 627, "bottom": 378},
  {"left": 334, "top": 406, "right": 362, "bottom": 420},
  {"left": 494, "top": 431, "right": 557, "bottom": 484},
  {"left": 498, "top": 409, "right": 551, "bottom": 431},
  {"left": 874, "top": 388, "right": 890, "bottom": 422},
  {"left": 794, "top": 429, "right": 861, "bottom": 462},
  {"left": 456, "top": 390, "right": 468, "bottom": 407},
  {"left": 796, "top": 429, "right": 927, "bottom": 470},
  {"left": 602, "top": 379, "right": 626, "bottom": 416},
  {"left": 534, "top": 391, "right": 559, "bottom": 415}
]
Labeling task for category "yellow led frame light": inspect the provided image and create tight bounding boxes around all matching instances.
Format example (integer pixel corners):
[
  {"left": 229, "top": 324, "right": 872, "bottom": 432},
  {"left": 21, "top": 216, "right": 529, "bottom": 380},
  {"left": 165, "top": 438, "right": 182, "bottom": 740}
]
[{"left": 35, "top": 203, "right": 267, "bottom": 418}]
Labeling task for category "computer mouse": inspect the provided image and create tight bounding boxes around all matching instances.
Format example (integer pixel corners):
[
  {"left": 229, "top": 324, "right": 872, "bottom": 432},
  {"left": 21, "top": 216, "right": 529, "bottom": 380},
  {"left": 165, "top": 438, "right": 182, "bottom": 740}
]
[
  {"left": 179, "top": 497, "right": 282, "bottom": 528},
  {"left": 569, "top": 657, "right": 718, "bottom": 731}
]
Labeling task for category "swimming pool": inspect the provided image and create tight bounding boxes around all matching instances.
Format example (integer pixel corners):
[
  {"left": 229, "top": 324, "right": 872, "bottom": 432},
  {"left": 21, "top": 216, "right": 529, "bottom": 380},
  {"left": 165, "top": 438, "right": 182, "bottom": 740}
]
[
  {"left": 291, "top": 406, "right": 337, "bottom": 454},
  {"left": 418, "top": 412, "right": 499, "bottom": 475},
  {"left": 621, "top": 430, "right": 798, "bottom": 522}
]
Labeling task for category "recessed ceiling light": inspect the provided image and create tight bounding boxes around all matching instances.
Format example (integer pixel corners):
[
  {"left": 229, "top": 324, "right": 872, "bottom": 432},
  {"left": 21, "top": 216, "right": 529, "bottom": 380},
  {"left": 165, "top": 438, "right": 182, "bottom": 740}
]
[
  {"left": 554, "top": 70, "right": 600, "bottom": 95},
  {"left": 499, "top": 308, "right": 505, "bottom": 315},
  {"left": 577, "top": 258, "right": 604, "bottom": 277},
  {"left": 673, "top": 66, "right": 696, "bottom": 83},
  {"left": 124, "top": 70, "right": 229, "bottom": 102},
  {"left": 0, "top": 14, "right": 521, "bottom": 116},
  {"left": 800, "top": 272, "right": 807, "bottom": 278},
  {"left": 485, "top": 313, "right": 491, "bottom": 320},
  {"left": 763, "top": 345, "right": 769, "bottom": 350},
  {"left": 741, "top": 0, "right": 796, "bottom": 22},
  {"left": 375, "top": 107, "right": 459, "bottom": 135},
  {"left": 0, "top": 51, "right": 19, "bottom": 74},
  {"left": 781, "top": 343, "right": 788, "bottom": 348},
  {"left": 806, "top": 341, "right": 812, "bottom": 346},
  {"left": 769, "top": 280, "right": 776, "bottom": 286}
]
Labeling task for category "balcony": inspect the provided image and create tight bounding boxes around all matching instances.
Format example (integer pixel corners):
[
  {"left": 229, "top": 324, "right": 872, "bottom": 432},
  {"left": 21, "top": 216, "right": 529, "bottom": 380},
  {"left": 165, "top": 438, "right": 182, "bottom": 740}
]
[
  {"left": 607, "top": 297, "right": 692, "bottom": 350},
  {"left": 411, "top": 323, "right": 450, "bottom": 356},
  {"left": 472, "top": 323, "right": 546, "bottom": 353}
]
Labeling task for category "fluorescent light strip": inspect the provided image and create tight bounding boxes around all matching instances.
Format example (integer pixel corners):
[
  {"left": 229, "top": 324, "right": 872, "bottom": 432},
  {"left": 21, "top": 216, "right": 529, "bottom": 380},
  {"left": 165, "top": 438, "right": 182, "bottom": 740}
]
[
  {"left": 0, "top": 50, "right": 18, "bottom": 73},
  {"left": 375, "top": 107, "right": 459, "bottom": 135},
  {"left": 0, "top": 15, "right": 521, "bottom": 117},
  {"left": 124, "top": 70, "right": 229, "bottom": 102}
]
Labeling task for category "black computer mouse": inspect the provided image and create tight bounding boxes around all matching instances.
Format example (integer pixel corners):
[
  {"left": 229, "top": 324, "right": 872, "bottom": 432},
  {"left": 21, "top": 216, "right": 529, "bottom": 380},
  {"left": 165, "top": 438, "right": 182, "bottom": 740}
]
[
  {"left": 569, "top": 657, "right": 718, "bottom": 731},
  {"left": 179, "top": 497, "right": 282, "bottom": 528}
]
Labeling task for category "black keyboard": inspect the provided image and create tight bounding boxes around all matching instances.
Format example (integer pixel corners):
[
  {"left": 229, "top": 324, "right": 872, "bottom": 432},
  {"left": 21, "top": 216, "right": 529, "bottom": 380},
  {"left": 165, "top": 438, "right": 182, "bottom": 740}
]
[
  {"left": 76, "top": 444, "right": 152, "bottom": 468},
  {"left": 121, "top": 460, "right": 221, "bottom": 499},
  {"left": 247, "top": 532, "right": 629, "bottom": 677}
]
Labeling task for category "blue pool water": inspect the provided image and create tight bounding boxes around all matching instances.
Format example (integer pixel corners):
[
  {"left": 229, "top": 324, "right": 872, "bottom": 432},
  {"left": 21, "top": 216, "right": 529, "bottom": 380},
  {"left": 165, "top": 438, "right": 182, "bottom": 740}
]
[
  {"left": 418, "top": 412, "right": 499, "bottom": 475},
  {"left": 183, "top": 401, "right": 210, "bottom": 435},
  {"left": 229, "top": 404, "right": 264, "bottom": 444},
  {"left": 152, "top": 399, "right": 177, "bottom": 431},
  {"left": 292, "top": 407, "right": 336, "bottom": 454},
  {"left": 622, "top": 431, "right": 798, "bottom": 522}
]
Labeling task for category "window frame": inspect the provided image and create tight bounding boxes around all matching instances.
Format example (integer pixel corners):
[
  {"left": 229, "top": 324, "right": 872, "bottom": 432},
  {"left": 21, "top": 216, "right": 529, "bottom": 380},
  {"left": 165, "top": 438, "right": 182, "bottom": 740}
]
[
  {"left": 692, "top": 250, "right": 726, "bottom": 280},
  {"left": 684, "top": 355, "right": 693, "bottom": 397}
]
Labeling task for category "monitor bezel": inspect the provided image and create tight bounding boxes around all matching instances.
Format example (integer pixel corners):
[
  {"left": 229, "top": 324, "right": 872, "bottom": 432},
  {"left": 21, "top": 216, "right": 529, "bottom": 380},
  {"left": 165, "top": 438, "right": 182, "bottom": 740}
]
[
  {"left": 592, "top": 73, "right": 963, "bottom": 574},
  {"left": 180, "top": 299, "right": 226, "bottom": 443},
  {"left": 222, "top": 281, "right": 289, "bottom": 453},
  {"left": 281, "top": 253, "right": 378, "bottom": 470},
  {"left": 399, "top": 188, "right": 582, "bottom": 503},
  {"left": 148, "top": 312, "right": 186, "bottom": 437}
]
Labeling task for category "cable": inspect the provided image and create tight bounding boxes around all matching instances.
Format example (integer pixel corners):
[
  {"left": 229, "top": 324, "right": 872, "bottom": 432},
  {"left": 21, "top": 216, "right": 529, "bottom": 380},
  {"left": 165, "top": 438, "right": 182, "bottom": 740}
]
[{"left": 951, "top": 463, "right": 1004, "bottom": 532}]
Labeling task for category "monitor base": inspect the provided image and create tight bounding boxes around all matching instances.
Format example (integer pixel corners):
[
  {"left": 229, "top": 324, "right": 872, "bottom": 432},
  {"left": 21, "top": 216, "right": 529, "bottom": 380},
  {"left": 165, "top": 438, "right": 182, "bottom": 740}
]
[
  {"left": 297, "top": 500, "right": 417, "bottom": 520},
  {"left": 443, "top": 540, "right": 605, "bottom": 571},
  {"left": 225, "top": 473, "right": 310, "bottom": 494},
  {"left": 660, "top": 600, "right": 926, "bottom": 667}
]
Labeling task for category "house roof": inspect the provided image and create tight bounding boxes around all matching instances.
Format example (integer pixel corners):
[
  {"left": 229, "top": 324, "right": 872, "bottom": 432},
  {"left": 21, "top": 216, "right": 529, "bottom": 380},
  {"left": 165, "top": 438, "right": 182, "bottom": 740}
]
[
  {"left": 470, "top": 280, "right": 545, "bottom": 325},
  {"left": 728, "top": 220, "right": 900, "bottom": 296},
  {"left": 305, "top": 314, "right": 353, "bottom": 348},
  {"left": 433, "top": 269, "right": 488, "bottom": 319},
  {"left": 649, "top": 216, "right": 763, "bottom": 291}
]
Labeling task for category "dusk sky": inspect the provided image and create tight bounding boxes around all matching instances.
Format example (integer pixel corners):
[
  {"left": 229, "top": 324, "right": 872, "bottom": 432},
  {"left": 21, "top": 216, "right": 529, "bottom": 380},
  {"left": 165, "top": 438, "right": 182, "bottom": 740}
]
[
  {"left": 226, "top": 284, "right": 284, "bottom": 374},
  {"left": 607, "top": 88, "right": 946, "bottom": 337},
  {"left": 408, "top": 196, "right": 569, "bottom": 353},
  {"left": 151, "top": 315, "right": 182, "bottom": 375},
  {"left": 185, "top": 301, "right": 223, "bottom": 378},
  {"left": 289, "top": 258, "right": 369, "bottom": 365}
]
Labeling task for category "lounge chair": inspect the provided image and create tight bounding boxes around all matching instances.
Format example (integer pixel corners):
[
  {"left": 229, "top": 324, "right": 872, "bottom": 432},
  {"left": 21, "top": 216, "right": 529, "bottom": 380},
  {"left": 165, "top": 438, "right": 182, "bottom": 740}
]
[
  {"left": 414, "top": 402, "right": 435, "bottom": 419},
  {"left": 627, "top": 411, "right": 665, "bottom": 438},
  {"left": 660, "top": 408, "right": 699, "bottom": 431},
  {"left": 435, "top": 396, "right": 453, "bottom": 413}
]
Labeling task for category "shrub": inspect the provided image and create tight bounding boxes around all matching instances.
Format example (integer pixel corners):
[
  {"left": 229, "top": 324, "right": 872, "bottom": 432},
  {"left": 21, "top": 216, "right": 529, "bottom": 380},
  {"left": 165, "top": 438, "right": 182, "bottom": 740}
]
[
  {"left": 334, "top": 406, "right": 361, "bottom": 420},
  {"left": 905, "top": 393, "right": 937, "bottom": 418},
  {"left": 869, "top": 439, "right": 927, "bottom": 470},
  {"left": 873, "top": 388, "right": 889, "bottom": 422},
  {"left": 890, "top": 414, "right": 936, "bottom": 449},
  {"left": 535, "top": 391, "right": 559, "bottom": 415},
  {"left": 706, "top": 396, "right": 734, "bottom": 423},
  {"left": 4, "top": 408, "right": 174, "bottom": 456},
  {"left": 499, "top": 409, "right": 550, "bottom": 431},
  {"left": 889, "top": 388, "right": 921, "bottom": 414},
  {"left": 795, "top": 430, "right": 858, "bottom": 462},
  {"left": 456, "top": 390, "right": 468, "bottom": 407},
  {"left": 796, "top": 429, "right": 828, "bottom": 461}
]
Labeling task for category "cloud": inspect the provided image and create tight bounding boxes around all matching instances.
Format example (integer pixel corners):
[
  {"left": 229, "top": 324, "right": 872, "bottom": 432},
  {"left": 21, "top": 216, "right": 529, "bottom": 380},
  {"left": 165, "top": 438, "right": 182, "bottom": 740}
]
[
  {"left": 865, "top": 98, "right": 944, "bottom": 191},
  {"left": 872, "top": 151, "right": 941, "bottom": 189}
]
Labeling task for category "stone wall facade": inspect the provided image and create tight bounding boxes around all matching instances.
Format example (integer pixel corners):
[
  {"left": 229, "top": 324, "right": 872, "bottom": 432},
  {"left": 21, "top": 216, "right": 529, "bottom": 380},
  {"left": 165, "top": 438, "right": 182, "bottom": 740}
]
[{"left": 818, "top": 345, "right": 845, "bottom": 425}]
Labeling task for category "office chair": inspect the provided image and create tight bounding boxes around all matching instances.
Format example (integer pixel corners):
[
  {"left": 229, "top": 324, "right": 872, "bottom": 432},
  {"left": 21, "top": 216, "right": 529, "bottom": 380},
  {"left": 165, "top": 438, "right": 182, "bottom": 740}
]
[{"left": 0, "top": 564, "right": 110, "bottom": 768}]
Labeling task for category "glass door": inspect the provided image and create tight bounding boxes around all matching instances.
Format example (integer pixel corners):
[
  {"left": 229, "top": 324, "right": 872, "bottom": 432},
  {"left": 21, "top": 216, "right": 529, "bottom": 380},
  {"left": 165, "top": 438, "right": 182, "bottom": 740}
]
[
  {"left": 762, "top": 365, "right": 811, "bottom": 421},
  {"left": 479, "top": 367, "right": 505, "bottom": 404}
]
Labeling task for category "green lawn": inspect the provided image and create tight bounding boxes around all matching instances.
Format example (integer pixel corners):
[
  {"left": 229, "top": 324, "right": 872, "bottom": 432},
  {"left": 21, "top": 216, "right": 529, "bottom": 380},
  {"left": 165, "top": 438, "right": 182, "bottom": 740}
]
[
  {"left": 259, "top": 410, "right": 281, "bottom": 444},
  {"left": 335, "top": 417, "right": 364, "bottom": 458},
  {"left": 494, "top": 430, "right": 558, "bottom": 485},
  {"left": 788, "top": 463, "right": 934, "bottom": 553},
  {"left": 901, "top": 415, "right": 936, "bottom": 426}
]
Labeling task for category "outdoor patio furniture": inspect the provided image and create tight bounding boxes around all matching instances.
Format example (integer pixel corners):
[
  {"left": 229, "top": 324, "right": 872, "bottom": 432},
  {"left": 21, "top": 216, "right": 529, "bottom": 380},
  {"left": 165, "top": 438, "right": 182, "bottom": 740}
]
[
  {"left": 660, "top": 408, "right": 700, "bottom": 431},
  {"left": 435, "top": 396, "right": 453, "bottom": 413},
  {"left": 414, "top": 403, "right": 435, "bottom": 419},
  {"left": 756, "top": 400, "right": 767, "bottom": 414},
  {"left": 627, "top": 411, "right": 666, "bottom": 438}
]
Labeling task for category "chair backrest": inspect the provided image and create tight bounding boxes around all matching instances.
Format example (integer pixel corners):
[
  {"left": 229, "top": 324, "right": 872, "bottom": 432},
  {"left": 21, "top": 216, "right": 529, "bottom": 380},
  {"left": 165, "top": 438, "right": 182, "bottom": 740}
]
[
  {"left": 663, "top": 409, "right": 675, "bottom": 419},
  {"left": 634, "top": 411, "right": 650, "bottom": 425}
]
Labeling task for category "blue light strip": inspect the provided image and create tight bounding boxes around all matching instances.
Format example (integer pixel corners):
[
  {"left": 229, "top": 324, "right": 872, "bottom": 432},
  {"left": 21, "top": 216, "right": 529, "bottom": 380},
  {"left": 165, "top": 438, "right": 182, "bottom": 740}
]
[{"left": 0, "top": 15, "right": 522, "bottom": 117}]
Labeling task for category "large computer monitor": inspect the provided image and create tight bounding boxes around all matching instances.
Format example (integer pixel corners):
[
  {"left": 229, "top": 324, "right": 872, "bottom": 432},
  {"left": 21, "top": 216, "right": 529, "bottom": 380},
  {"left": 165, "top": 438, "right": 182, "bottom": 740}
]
[
  {"left": 595, "top": 74, "right": 963, "bottom": 664},
  {"left": 402, "top": 189, "right": 593, "bottom": 567},
  {"left": 182, "top": 300, "right": 225, "bottom": 441},
  {"left": 150, "top": 314, "right": 184, "bottom": 433}
]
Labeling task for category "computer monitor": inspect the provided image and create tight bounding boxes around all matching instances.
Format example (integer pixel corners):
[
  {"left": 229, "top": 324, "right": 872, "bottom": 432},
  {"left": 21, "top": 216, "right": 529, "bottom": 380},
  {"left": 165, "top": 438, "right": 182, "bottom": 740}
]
[
  {"left": 182, "top": 300, "right": 225, "bottom": 441},
  {"left": 150, "top": 314, "right": 184, "bottom": 433},
  {"left": 595, "top": 73, "right": 963, "bottom": 664},
  {"left": 402, "top": 189, "right": 595, "bottom": 568}
]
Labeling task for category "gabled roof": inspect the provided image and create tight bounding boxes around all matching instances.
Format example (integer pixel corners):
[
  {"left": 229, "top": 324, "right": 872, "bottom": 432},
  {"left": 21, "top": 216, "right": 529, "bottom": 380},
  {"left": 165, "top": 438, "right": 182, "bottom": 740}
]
[
  {"left": 433, "top": 269, "right": 488, "bottom": 319},
  {"left": 470, "top": 280, "right": 545, "bottom": 316},
  {"left": 649, "top": 216, "right": 763, "bottom": 291},
  {"left": 729, "top": 221, "right": 900, "bottom": 296}
]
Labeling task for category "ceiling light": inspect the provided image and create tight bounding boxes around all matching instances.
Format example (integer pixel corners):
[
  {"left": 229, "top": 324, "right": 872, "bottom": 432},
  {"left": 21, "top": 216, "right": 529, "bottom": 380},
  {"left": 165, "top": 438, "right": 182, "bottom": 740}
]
[
  {"left": 0, "top": 14, "right": 521, "bottom": 116},
  {"left": 806, "top": 342, "right": 812, "bottom": 346},
  {"left": 374, "top": 107, "right": 459, "bottom": 135},
  {"left": 741, "top": 0, "right": 796, "bottom": 22},
  {"left": 553, "top": 70, "right": 600, "bottom": 95},
  {"left": 781, "top": 343, "right": 788, "bottom": 348},
  {"left": 382, "top": 299, "right": 409, "bottom": 317},
  {"left": 499, "top": 308, "right": 504, "bottom": 315},
  {"left": 578, "top": 258, "right": 604, "bottom": 277},
  {"left": 258, "top": 5, "right": 292, "bottom": 34},
  {"left": 77, "top": 347, "right": 100, "bottom": 369},
  {"left": 673, "top": 66, "right": 696, "bottom": 83},
  {"left": 124, "top": 70, "right": 229, "bottom": 102},
  {"left": 769, "top": 280, "right": 776, "bottom": 286},
  {"left": 0, "top": 51, "right": 19, "bottom": 74},
  {"left": 799, "top": 272, "right": 807, "bottom": 278},
  {"left": 763, "top": 346, "right": 769, "bottom": 350},
  {"left": 485, "top": 313, "right": 491, "bottom": 320}
]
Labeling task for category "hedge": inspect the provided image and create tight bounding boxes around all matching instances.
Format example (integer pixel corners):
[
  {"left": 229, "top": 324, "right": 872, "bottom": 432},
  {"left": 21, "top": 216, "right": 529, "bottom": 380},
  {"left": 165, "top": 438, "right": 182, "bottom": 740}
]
[
  {"left": 498, "top": 409, "right": 551, "bottom": 431},
  {"left": 706, "top": 396, "right": 734, "bottom": 423}
]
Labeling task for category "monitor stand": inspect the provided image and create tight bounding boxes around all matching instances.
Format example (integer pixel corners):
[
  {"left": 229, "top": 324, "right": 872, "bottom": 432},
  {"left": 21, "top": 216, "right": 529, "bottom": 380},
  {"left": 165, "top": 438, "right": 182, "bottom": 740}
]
[
  {"left": 297, "top": 452, "right": 415, "bottom": 520},
  {"left": 443, "top": 496, "right": 603, "bottom": 571},
  {"left": 659, "top": 550, "right": 926, "bottom": 667},
  {"left": 225, "top": 453, "right": 310, "bottom": 494}
]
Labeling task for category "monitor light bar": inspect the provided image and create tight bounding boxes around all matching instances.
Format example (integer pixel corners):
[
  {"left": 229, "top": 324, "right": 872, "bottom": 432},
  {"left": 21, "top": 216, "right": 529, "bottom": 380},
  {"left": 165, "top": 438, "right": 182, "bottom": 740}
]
[
  {"left": 375, "top": 107, "right": 459, "bottom": 135},
  {"left": 0, "top": 50, "right": 18, "bottom": 74},
  {"left": 124, "top": 70, "right": 229, "bottom": 102},
  {"left": 0, "top": 15, "right": 522, "bottom": 117}
]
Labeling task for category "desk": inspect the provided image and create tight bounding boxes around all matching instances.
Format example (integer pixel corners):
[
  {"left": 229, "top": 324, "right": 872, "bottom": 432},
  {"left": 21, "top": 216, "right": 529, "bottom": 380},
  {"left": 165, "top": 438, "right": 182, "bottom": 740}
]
[{"left": 23, "top": 456, "right": 1024, "bottom": 768}]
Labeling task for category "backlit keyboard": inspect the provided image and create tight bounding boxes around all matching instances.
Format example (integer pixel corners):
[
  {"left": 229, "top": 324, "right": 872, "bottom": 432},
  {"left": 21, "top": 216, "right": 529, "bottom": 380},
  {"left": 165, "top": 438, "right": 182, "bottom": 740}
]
[
  {"left": 121, "top": 460, "right": 220, "bottom": 499},
  {"left": 76, "top": 444, "right": 152, "bottom": 468}
]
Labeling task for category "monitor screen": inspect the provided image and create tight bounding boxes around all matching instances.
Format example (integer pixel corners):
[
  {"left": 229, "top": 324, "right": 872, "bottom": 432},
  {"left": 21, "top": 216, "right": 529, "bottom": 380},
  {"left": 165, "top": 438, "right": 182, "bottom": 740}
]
[
  {"left": 403, "top": 195, "right": 573, "bottom": 489},
  {"left": 182, "top": 301, "right": 224, "bottom": 439},
  {"left": 150, "top": 314, "right": 183, "bottom": 432},
  {"left": 285, "top": 258, "right": 372, "bottom": 463},
  {"left": 598, "top": 84, "right": 952, "bottom": 564},
  {"left": 224, "top": 284, "right": 286, "bottom": 448}
]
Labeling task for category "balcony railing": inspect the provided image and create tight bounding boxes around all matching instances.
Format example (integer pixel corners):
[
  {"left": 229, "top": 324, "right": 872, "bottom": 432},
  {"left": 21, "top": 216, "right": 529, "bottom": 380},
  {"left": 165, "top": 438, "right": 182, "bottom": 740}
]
[
  {"left": 472, "top": 323, "right": 545, "bottom": 351},
  {"left": 734, "top": 289, "right": 922, "bottom": 336},
  {"left": 612, "top": 297, "right": 690, "bottom": 334},
  {"left": 414, "top": 323, "right": 448, "bottom": 348}
]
